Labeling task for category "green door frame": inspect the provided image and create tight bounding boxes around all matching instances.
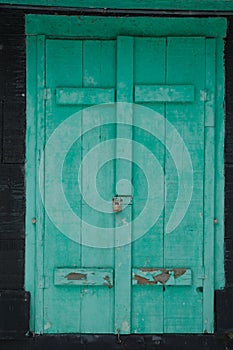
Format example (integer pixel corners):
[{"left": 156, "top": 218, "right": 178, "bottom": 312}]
[
  {"left": 25, "top": 15, "right": 226, "bottom": 334},
  {"left": 1, "top": 0, "right": 233, "bottom": 11}
]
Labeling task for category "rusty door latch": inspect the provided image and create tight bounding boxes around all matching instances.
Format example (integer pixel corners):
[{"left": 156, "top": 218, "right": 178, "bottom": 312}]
[{"left": 112, "top": 195, "right": 132, "bottom": 213}]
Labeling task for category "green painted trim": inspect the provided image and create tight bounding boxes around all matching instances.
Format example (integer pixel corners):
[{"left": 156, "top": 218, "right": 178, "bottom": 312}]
[
  {"left": 34, "top": 35, "right": 46, "bottom": 334},
  {"left": 25, "top": 35, "right": 46, "bottom": 333},
  {"left": 214, "top": 38, "right": 225, "bottom": 290},
  {"left": 2, "top": 0, "right": 233, "bottom": 11},
  {"left": 25, "top": 35, "right": 37, "bottom": 332},
  {"left": 203, "top": 40, "right": 216, "bottom": 333},
  {"left": 203, "top": 126, "right": 215, "bottom": 333},
  {"left": 26, "top": 15, "right": 227, "bottom": 38}
]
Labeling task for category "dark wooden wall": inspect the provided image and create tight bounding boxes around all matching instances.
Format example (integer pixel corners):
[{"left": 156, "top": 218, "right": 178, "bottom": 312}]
[
  {"left": 0, "top": 9, "right": 25, "bottom": 290},
  {"left": 0, "top": 7, "right": 233, "bottom": 350}
]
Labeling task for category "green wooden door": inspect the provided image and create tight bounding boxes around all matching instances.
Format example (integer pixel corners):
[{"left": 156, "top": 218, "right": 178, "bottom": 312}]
[{"left": 38, "top": 35, "right": 216, "bottom": 334}]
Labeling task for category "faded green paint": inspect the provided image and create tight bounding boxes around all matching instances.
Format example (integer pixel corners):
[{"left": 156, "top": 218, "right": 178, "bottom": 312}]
[
  {"left": 202, "top": 40, "right": 216, "bottom": 333},
  {"left": 25, "top": 35, "right": 37, "bottom": 331},
  {"left": 214, "top": 38, "right": 225, "bottom": 290},
  {"left": 114, "top": 36, "right": 134, "bottom": 334},
  {"left": 54, "top": 268, "right": 114, "bottom": 287},
  {"left": 132, "top": 268, "right": 192, "bottom": 286},
  {"left": 25, "top": 15, "right": 226, "bottom": 335},
  {"left": 135, "top": 85, "right": 195, "bottom": 102},
  {"left": 2, "top": 0, "right": 233, "bottom": 11},
  {"left": 26, "top": 16, "right": 227, "bottom": 38},
  {"left": 56, "top": 87, "right": 115, "bottom": 105}
]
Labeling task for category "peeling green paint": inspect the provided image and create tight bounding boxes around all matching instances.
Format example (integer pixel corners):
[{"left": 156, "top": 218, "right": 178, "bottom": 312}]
[
  {"left": 132, "top": 268, "right": 192, "bottom": 286},
  {"left": 55, "top": 268, "right": 114, "bottom": 287}
]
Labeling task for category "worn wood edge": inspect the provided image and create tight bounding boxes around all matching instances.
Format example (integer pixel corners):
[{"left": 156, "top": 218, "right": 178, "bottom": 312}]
[
  {"left": 34, "top": 35, "right": 46, "bottom": 335},
  {"left": 214, "top": 38, "right": 225, "bottom": 290},
  {"left": 203, "top": 126, "right": 215, "bottom": 333},
  {"left": 25, "top": 35, "right": 37, "bottom": 332}
]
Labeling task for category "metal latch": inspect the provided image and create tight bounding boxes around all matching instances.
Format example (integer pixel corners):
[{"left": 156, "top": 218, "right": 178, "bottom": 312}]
[{"left": 112, "top": 195, "right": 132, "bottom": 213}]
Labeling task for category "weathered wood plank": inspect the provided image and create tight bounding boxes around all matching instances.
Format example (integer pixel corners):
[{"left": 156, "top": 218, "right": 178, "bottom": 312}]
[
  {"left": 35, "top": 35, "right": 46, "bottom": 334},
  {"left": 56, "top": 87, "right": 115, "bottom": 105},
  {"left": 132, "top": 268, "right": 192, "bottom": 286},
  {"left": 131, "top": 37, "right": 166, "bottom": 334},
  {"left": 135, "top": 85, "right": 194, "bottom": 103},
  {"left": 43, "top": 39, "right": 83, "bottom": 334},
  {"left": 25, "top": 35, "right": 37, "bottom": 331},
  {"left": 54, "top": 268, "right": 113, "bottom": 287},
  {"left": 202, "top": 40, "right": 216, "bottom": 334},
  {"left": 203, "top": 126, "right": 215, "bottom": 333},
  {"left": 114, "top": 36, "right": 133, "bottom": 335},
  {"left": 214, "top": 38, "right": 225, "bottom": 290},
  {"left": 80, "top": 39, "right": 115, "bottom": 334},
  {"left": 164, "top": 37, "right": 206, "bottom": 334}
]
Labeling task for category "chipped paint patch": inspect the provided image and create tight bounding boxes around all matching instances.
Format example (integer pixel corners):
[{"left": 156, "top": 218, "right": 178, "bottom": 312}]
[
  {"left": 132, "top": 268, "right": 192, "bottom": 286},
  {"left": 121, "top": 321, "right": 130, "bottom": 332},
  {"left": 44, "top": 322, "right": 51, "bottom": 330},
  {"left": 66, "top": 272, "right": 86, "bottom": 280},
  {"left": 55, "top": 268, "right": 113, "bottom": 287}
]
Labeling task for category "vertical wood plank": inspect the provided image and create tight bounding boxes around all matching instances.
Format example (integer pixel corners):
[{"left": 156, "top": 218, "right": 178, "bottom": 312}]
[
  {"left": 203, "top": 127, "right": 215, "bottom": 333},
  {"left": 203, "top": 39, "right": 216, "bottom": 333},
  {"left": 80, "top": 40, "right": 115, "bottom": 333},
  {"left": 25, "top": 35, "right": 37, "bottom": 332},
  {"left": 164, "top": 37, "right": 205, "bottom": 333},
  {"left": 114, "top": 36, "right": 133, "bottom": 334},
  {"left": 214, "top": 38, "right": 225, "bottom": 290},
  {"left": 44, "top": 39, "right": 83, "bottom": 333},
  {"left": 35, "top": 35, "right": 46, "bottom": 334},
  {"left": 131, "top": 37, "right": 166, "bottom": 334}
]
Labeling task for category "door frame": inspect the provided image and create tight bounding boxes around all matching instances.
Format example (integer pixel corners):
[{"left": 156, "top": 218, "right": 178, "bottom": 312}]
[{"left": 25, "top": 15, "right": 226, "bottom": 334}]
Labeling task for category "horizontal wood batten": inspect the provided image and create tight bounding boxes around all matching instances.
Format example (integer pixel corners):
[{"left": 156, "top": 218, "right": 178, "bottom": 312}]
[
  {"left": 54, "top": 268, "right": 113, "bottom": 287},
  {"left": 135, "top": 85, "right": 195, "bottom": 103},
  {"left": 132, "top": 268, "right": 192, "bottom": 286},
  {"left": 26, "top": 16, "right": 227, "bottom": 38},
  {"left": 56, "top": 87, "right": 115, "bottom": 105}
]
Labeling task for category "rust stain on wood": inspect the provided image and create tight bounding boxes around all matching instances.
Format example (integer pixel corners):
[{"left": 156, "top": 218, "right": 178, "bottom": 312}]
[
  {"left": 103, "top": 275, "right": 113, "bottom": 289},
  {"left": 65, "top": 272, "right": 87, "bottom": 280}
]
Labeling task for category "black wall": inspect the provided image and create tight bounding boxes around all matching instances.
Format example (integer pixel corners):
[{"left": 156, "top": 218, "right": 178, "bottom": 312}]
[{"left": 0, "top": 7, "right": 233, "bottom": 350}]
